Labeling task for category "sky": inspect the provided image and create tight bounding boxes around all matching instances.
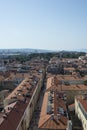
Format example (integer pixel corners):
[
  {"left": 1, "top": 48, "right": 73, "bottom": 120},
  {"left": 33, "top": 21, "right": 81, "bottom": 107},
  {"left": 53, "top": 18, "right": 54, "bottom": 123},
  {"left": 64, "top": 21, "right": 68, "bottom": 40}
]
[{"left": 0, "top": 0, "right": 87, "bottom": 51}]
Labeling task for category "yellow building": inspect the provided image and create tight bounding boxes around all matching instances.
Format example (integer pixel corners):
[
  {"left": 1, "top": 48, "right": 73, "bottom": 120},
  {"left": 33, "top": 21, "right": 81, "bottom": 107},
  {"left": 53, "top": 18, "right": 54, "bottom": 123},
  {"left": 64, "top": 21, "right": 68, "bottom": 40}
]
[{"left": 75, "top": 95, "right": 87, "bottom": 130}]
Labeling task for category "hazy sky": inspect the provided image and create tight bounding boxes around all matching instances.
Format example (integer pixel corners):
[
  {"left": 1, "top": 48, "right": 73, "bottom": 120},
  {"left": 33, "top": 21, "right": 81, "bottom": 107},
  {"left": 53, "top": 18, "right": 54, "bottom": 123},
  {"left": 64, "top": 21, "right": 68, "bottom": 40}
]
[{"left": 0, "top": 0, "right": 87, "bottom": 50}]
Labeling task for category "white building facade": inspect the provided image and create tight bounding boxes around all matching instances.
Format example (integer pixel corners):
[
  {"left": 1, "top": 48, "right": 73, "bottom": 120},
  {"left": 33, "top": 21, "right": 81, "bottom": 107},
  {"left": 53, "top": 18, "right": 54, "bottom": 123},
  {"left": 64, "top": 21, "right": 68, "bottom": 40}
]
[{"left": 75, "top": 96, "right": 87, "bottom": 130}]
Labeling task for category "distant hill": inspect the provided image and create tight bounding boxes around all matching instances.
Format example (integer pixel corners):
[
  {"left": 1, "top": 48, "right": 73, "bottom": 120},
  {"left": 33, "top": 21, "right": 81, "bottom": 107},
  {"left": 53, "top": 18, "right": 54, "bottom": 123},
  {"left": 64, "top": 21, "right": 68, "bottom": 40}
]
[
  {"left": 0, "top": 48, "right": 87, "bottom": 55},
  {"left": 0, "top": 48, "right": 54, "bottom": 54},
  {"left": 59, "top": 49, "right": 87, "bottom": 53},
  {"left": 73, "top": 49, "right": 87, "bottom": 53}
]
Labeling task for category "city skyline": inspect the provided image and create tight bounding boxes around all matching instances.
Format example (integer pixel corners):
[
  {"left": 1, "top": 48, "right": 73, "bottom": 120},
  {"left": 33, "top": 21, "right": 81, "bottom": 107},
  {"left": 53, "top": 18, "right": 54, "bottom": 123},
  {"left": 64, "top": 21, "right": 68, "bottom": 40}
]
[{"left": 0, "top": 0, "right": 87, "bottom": 50}]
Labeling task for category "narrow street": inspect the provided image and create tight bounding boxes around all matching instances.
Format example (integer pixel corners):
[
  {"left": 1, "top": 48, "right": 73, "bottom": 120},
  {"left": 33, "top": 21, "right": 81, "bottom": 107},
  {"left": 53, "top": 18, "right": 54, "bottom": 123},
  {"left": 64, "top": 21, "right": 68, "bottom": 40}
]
[{"left": 28, "top": 82, "right": 46, "bottom": 130}]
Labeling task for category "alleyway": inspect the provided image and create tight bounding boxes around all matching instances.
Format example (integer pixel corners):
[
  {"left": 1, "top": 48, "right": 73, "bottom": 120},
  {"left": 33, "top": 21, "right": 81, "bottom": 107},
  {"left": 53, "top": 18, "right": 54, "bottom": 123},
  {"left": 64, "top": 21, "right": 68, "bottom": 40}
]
[{"left": 28, "top": 83, "right": 46, "bottom": 130}]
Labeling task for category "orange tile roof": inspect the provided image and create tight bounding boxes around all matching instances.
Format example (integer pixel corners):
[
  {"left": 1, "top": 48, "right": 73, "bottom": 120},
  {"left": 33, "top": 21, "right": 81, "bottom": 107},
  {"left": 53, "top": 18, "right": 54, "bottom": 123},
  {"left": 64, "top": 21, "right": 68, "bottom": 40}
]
[
  {"left": 46, "top": 74, "right": 87, "bottom": 81},
  {"left": 0, "top": 76, "right": 5, "bottom": 81},
  {"left": 39, "top": 115, "right": 68, "bottom": 130},
  {"left": 46, "top": 76, "right": 87, "bottom": 91},
  {"left": 64, "top": 67, "right": 75, "bottom": 71},
  {"left": 0, "top": 100, "right": 29, "bottom": 130},
  {"left": 76, "top": 95, "right": 87, "bottom": 112},
  {"left": 61, "top": 85, "right": 87, "bottom": 91},
  {"left": 0, "top": 72, "right": 43, "bottom": 130},
  {"left": 38, "top": 76, "right": 68, "bottom": 130},
  {"left": 80, "top": 100, "right": 87, "bottom": 112}
]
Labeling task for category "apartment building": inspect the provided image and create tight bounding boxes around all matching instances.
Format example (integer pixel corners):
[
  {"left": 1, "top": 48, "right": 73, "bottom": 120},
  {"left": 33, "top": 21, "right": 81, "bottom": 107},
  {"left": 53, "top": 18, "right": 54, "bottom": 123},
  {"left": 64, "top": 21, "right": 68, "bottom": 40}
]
[
  {"left": 75, "top": 95, "right": 87, "bottom": 130},
  {"left": 38, "top": 76, "right": 72, "bottom": 130},
  {"left": 64, "top": 67, "right": 75, "bottom": 75},
  {"left": 0, "top": 69, "right": 44, "bottom": 130}
]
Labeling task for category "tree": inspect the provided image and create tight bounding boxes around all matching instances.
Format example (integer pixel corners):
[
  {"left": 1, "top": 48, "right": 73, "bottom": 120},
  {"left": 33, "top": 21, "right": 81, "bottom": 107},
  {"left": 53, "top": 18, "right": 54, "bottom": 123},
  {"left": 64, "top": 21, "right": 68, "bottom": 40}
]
[{"left": 84, "top": 80, "right": 87, "bottom": 85}]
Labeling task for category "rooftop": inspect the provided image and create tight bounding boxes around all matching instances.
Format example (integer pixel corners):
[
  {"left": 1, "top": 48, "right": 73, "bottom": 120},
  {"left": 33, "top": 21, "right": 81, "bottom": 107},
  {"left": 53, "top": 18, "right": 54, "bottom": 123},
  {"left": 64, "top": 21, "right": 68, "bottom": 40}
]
[
  {"left": 0, "top": 70, "right": 43, "bottom": 130},
  {"left": 46, "top": 75, "right": 87, "bottom": 91},
  {"left": 76, "top": 95, "right": 87, "bottom": 113},
  {"left": 38, "top": 76, "right": 68, "bottom": 130}
]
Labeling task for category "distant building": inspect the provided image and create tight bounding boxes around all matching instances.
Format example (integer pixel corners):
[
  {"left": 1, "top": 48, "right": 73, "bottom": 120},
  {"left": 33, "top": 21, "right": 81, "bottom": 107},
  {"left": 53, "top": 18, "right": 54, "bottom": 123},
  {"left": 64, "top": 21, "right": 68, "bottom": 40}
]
[
  {"left": 47, "top": 63, "right": 64, "bottom": 74},
  {"left": 0, "top": 67, "right": 6, "bottom": 72},
  {"left": 64, "top": 67, "right": 75, "bottom": 75}
]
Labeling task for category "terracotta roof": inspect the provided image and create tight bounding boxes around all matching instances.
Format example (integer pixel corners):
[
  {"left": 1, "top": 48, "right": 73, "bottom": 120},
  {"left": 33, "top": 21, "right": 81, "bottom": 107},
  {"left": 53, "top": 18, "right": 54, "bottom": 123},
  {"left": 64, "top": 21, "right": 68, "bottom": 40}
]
[
  {"left": 0, "top": 100, "right": 29, "bottom": 130},
  {"left": 46, "top": 77, "right": 87, "bottom": 91},
  {"left": 5, "top": 73, "right": 29, "bottom": 81},
  {"left": 39, "top": 115, "right": 68, "bottom": 130},
  {"left": 0, "top": 72, "right": 42, "bottom": 130},
  {"left": 48, "top": 75, "right": 87, "bottom": 81},
  {"left": 76, "top": 95, "right": 87, "bottom": 112},
  {"left": 57, "top": 98, "right": 66, "bottom": 111},
  {"left": 61, "top": 85, "right": 87, "bottom": 91},
  {"left": 79, "top": 99, "right": 87, "bottom": 112},
  {"left": 64, "top": 67, "right": 75, "bottom": 71},
  {"left": 38, "top": 76, "right": 68, "bottom": 130},
  {"left": 0, "top": 76, "right": 5, "bottom": 81}
]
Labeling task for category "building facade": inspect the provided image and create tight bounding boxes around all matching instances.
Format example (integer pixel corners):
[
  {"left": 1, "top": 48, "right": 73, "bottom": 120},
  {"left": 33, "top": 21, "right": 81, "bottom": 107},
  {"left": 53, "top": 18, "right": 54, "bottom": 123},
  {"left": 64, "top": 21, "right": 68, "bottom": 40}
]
[{"left": 75, "top": 95, "right": 87, "bottom": 130}]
